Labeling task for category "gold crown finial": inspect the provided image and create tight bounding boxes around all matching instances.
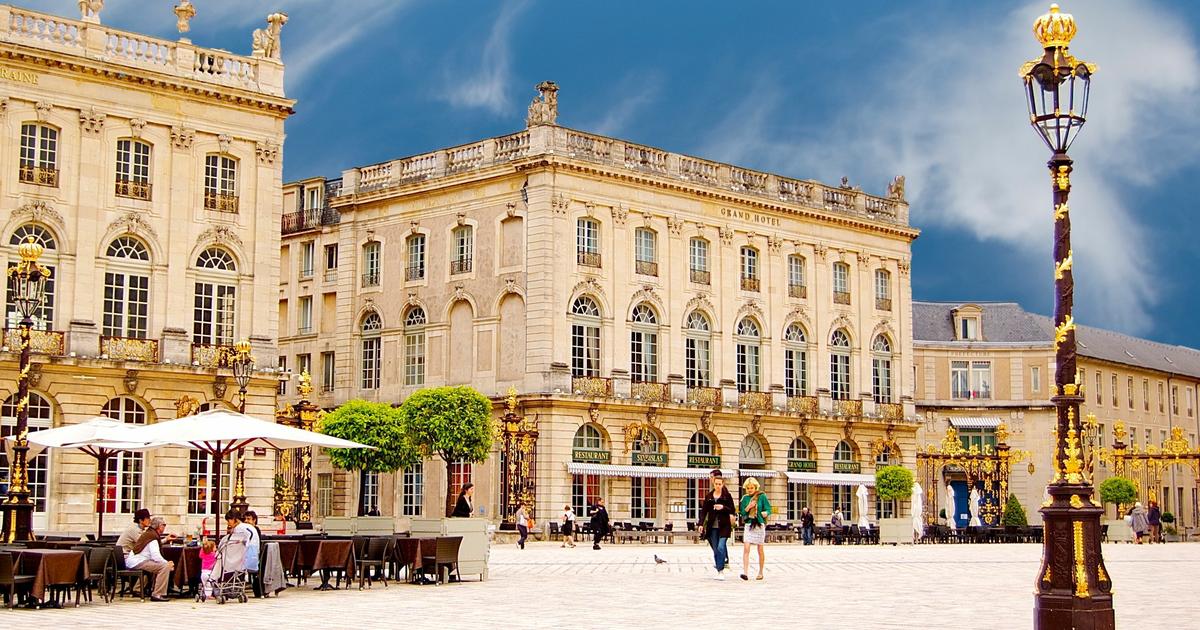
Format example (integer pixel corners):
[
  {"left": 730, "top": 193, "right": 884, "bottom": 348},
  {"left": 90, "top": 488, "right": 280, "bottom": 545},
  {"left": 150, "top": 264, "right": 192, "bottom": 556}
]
[
  {"left": 1034, "top": 4, "right": 1077, "bottom": 49},
  {"left": 17, "top": 235, "right": 44, "bottom": 263}
]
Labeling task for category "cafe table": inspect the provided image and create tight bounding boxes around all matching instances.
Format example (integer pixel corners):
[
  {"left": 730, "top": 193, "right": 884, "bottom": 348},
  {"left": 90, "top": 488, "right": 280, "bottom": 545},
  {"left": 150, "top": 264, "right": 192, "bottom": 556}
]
[
  {"left": 392, "top": 537, "right": 437, "bottom": 584},
  {"left": 161, "top": 545, "right": 202, "bottom": 595},
  {"left": 298, "top": 539, "right": 354, "bottom": 590},
  {"left": 15, "top": 548, "right": 86, "bottom": 607}
]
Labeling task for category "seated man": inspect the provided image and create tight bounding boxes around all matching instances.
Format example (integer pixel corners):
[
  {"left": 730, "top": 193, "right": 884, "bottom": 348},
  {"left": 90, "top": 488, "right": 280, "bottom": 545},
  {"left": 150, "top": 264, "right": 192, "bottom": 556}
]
[
  {"left": 116, "top": 508, "right": 151, "bottom": 553},
  {"left": 126, "top": 516, "right": 175, "bottom": 602}
]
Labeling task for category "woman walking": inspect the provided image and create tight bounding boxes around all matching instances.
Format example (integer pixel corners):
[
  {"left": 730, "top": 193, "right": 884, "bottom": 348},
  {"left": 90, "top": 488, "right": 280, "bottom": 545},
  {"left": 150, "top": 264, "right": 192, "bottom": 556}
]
[
  {"left": 515, "top": 503, "right": 531, "bottom": 549},
  {"left": 1130, "top": 502, "right": 1149, "bottom": 544},
  {"left": 589, "top": 498, "right": 610, "bottom": 550},
  {"left": 560, "top": 504, "right": 577, "bottom": 548},
  {"left": 738, "top": 477, "right": 772, "bottom": 581},
  {"left": 697, "top": 469, "right": 736, "bottom": 580},
  {"left": 1147, "top": 500, "right": 1162, "bottom": 544}
]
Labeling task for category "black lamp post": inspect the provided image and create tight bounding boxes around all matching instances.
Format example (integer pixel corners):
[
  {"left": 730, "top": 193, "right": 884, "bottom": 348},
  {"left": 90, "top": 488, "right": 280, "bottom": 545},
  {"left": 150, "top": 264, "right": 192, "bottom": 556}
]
[
  {"left": 1021, "top": 5, "right": 1114, "bottom": 629},
  {"left": 1, "top": 237, "right": 50, "bottom": 543},
  {"left": 229, "top": 339, "right": 253, "bottom": 514}
]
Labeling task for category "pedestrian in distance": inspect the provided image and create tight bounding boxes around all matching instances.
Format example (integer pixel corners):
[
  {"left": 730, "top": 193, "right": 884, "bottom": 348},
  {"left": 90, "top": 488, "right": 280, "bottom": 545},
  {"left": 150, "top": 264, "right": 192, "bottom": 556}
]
[
  {"left": 1129, "top": 501, "right": 1149, "bottom": 544},
  {"left": 451, "top": 483, "right": 475, "bottom": 517},
  {"left": 738, "top": 477, "right": 772, "bottom": 581},
  {"left": 589, "top": 498, "right": 610, "bottom": 550},
  {"left": 697, "top": 469, "right": 736, "bottom": 580},
  {"left": 800, "top": 506, "right": 815, "bottom": 546},
  {"left": 560, "top": 504, "right": 577, "bottom": 548},
  {"left": 1147, "top": 500, "right": 1162, "bottom": 544},
  {"left": 515, "top": 503, "right": 531, "bottom": 549}
]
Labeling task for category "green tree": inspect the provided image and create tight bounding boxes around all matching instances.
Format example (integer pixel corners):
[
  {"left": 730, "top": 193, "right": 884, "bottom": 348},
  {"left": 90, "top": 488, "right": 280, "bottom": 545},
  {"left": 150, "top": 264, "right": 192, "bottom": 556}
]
[
  {"left": 317, "top": 399, "right": 418, "bottom": 515},
  {"left": 398, "top": 386, "right": 496, "bottom": 517},
  {"left": 1001, "top": 493, "right": 1028, "bottom": 526},
  {"left": 1098, "top": 476, "right": 1138, "bottom": 514},
  {"left": 875, "top": 466, "right": 915, "bottom": 513}
]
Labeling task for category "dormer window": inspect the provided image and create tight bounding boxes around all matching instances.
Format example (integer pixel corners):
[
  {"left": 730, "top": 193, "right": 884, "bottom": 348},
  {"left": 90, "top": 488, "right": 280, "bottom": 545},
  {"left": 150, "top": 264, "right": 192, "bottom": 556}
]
[
  {"left": 960, "top": 317, "right": 979, "bottom": 341},
  {"left": 952, "top": 305, "right": 983, "bottom": 341}
]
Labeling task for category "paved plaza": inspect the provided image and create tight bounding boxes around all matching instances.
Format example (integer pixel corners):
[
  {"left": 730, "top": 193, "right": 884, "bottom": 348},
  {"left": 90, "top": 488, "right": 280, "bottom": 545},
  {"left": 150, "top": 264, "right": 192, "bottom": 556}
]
[{"left": 17, "top": 541, "right": 1199, "bottom": 629}]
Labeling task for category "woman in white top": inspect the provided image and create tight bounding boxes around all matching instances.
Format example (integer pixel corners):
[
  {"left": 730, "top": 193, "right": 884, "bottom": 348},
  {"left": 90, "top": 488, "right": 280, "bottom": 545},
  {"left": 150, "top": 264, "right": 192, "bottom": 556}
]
[
  {"left": 515, "top": 504, "right": 531, "bottom": 550},
  {"left": 560, "top": 505, "right": 577, "bottom": 548}
]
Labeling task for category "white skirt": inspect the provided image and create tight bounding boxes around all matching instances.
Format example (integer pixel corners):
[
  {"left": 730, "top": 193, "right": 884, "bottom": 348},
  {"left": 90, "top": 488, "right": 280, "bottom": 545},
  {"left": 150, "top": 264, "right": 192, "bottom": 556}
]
[{"left": 743, "top": 523, "right": 767, "bottom": 545}]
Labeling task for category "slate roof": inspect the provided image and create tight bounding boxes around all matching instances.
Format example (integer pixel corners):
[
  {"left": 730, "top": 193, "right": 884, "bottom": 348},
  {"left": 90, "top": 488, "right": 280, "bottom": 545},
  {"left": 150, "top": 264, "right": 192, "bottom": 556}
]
[{"left": 913, "top": 301, "right": 1200, "bottom": 380}]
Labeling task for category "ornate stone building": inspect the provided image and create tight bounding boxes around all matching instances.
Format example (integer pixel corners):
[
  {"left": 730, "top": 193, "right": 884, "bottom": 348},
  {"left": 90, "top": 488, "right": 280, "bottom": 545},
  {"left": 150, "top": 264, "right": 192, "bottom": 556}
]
[
  {"left": 0, "top": 4, "right": 292, "bottom": 533},
  {"left": 914, "top": 302, "right": 1200, "bottom": 527},
  {"left": 279, "top": 83, "right": 920, "bottom": 528}
]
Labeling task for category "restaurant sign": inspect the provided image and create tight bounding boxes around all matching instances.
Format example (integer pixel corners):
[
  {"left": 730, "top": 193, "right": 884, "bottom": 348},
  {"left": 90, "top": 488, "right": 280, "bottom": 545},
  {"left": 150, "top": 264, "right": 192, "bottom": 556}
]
[
  {"left": 572, "top": 449, "right": 611, "bottom": 464},
  {"left": 687, "top": 454, "right": 721, "bottom": 468},
  {"left": 787, "top": 459, "right": 817, "bottom": 472},
  {"left": 632, "top": 452, "right": 668, "bottom": 466},
  {"left": 832, "top": 461, "right": 862, "bottom": 474}
]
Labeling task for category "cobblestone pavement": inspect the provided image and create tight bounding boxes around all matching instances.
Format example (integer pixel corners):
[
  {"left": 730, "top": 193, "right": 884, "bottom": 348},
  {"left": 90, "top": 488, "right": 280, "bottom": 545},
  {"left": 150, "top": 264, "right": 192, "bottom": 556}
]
[{"left": 17, "top": 542, "right": 1198, "bottom": 629}]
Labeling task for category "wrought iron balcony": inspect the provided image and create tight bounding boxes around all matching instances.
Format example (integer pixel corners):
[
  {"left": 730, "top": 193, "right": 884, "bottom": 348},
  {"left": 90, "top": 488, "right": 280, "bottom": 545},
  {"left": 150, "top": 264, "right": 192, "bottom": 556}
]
[
  {"left": 876, "top": 297, "right": 893, "bottom": 311},
  {"left": 690, "top": 269, "right": 710, "bottom": 285},
  {"left": 879, "top": 402, "right": 904, "bottom": 421},
  {"left": 789, "top": 284, "right": 807, "bottom": 299},
  {"left": 741, "top": 276, "right": 760, "bottom": 292},
  {"left": 577, "top": 250, "right": 602, "bottom": 267},
  {"left": 19, "top": 164, "right": 58, "bottom": 187},
  {"left": 2, "top": 328, "right": 65, "bottom": 355},
  {"left": 115, "top": 178, "right": 152, "bottom": 200},
  {"left": 740, "top": 391, "right": 773, "bottom": 412},
  {"left": 406, "top": 265, "right": 425, "bottom": 281},
  {"left": 204, "top": 191, "right": 239, "bottom": 213},
  {"left": 787, "top": 395, "right": 819, "bottom": 416},
  {"left": 835, "top": 399, "right": 863, "bottom": 417},
  {"left": 833, "top": 291, "right": 851, "bottom": 305},
  {"left": 686, "top": 386, "right": 721, "bottom": 406},
  {"left": 191, "top": 343, "right": 234, "bottom": 368},
  {"left": 362, "top": 271, "right": 380, "bottom": 288},
  {"left": 635, "top": 260, "right": 658, "bottom": 276},
  {"left": 572, "top": 376, "right": 613, "bottom": 397},
  {"left": 324, "top": 268, "right": 337, "bottom": 282},
  {"left": 631, "top": 381, "right": 669, "bottom": 402},
  {"left": 100, "top": 336, "right": 159, "bottom": 362},
  {"left": 450, "top": 257, "right": 473, "bottom": 275}
]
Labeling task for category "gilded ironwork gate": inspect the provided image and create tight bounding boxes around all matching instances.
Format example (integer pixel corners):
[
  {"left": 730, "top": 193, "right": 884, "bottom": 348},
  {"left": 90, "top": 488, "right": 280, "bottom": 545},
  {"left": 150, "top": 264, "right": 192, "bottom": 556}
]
[
  {"left": 499, "top": 388, "right": 538, "bottom": 525},
  {"left": 1098, "top": 422, "right": 1199, "bottom": 505},
  {"left": 917, "top": 425, "right": 1031, "bottom": 526},
  {"left": 273, "top": 372, "right": 321, "bottom": 528}
]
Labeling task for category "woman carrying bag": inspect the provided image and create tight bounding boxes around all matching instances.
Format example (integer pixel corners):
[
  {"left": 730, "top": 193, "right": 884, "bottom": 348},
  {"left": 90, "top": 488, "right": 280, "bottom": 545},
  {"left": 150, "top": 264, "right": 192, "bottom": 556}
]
[{"left": 738, "top": 477, "right": 772, "bottom": 581}]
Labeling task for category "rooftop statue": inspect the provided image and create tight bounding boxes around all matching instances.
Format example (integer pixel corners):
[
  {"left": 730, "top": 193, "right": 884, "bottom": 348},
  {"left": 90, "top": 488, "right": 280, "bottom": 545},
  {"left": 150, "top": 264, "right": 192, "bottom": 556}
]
[
  {"left": 78, "top": 0, "right": 103, "bottom": 23},
  {"left": 526, "top": 81, "right": 559, "bottom": 127},
  {"left": 252, "top": 12, "right": 289, "bottom": 60},
  {"left": 174, "top": 0, "right": 196, "bottom": 35}
]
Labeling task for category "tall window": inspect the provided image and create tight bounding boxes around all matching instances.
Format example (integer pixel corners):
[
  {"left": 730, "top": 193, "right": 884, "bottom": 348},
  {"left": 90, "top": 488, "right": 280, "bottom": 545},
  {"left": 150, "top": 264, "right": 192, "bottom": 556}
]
[
  {"left": 451, "top": 225, "right": 473, "bottom": 274},
  {"left": 972, "top": 361, "right": 993, "bottom": 399},
  {"left": 193, "top": 248, "right": 237, "bottom": 346},
  {"left": 1159, "top": 382, "right": 1165, "bottom": 413},
  {"left": 297, "top": 353, "right": 312, "bottom": 378},
  {"left": 1172, "top": 386, "right": 1179, "bottom": 415},
  {"left": 402, "top": 464, "right": 423, "bottom": 516},
  {"left": 871, "top": 334, "right": 893, "bottom": 404},
  {"left": 321, "top": 351, "right": 335, "bottom": 393},
  {"left": 298, "top": 241, "right": 314, "bottom": 279},
  {"left": 449, "top": 461, "right": 473, "bottom": 498},
  {"left": 406, "top": 234, "right": 426, "bottom": 281},
  {"left": 740, "top": 246, "right": 760, "bottom": 291},
  {"left": 1112, "top": 374, "right": 1119, "bottom": 407},
  {"left": 684, "top": 311, "right": 711, "bottom": 388},
  {"left": 630, "top": 431, "right": 661, "bottom": 520},
  {"left": 874, "top": 446, "right": 896, "bottom": 518},
  {"left": 361, "top": 471, "right": 380, "bottom": 514},
  {"left": 570, "top": 296, "right": 601, "bottom": 377},
  {"left": 278, "top": 356, "right": 287, "bottom": 395},
  {"left": 297, "top": 296, "right": 313, "bottom": 334},
  {"left": 19, "top": 123, "right": 58, "bottom": 186},
  {"left": 187, "top": 450, "right": 230, "bottom": 515},
  {"left": 316, "top": 473, "right": 333, "bottom": 518},
  {"left": 830, "top": 329, "right": 851, "bottom": 400},
  {"left": 7, "top": 225, "right": 57, "bottom": 329},
  {"left": 360, "top": 312, "right": 382, "bottom": 389},
  {"left": 874, "top": 269, "right": 891, "bottom": 310},
  {"left": 571, "top": 473, "right": 602, "bottom": 518},
  {"left": 362, "top": 241, "right": 381, "bottom": 287},
  {"left": 739, "top": 435, "right": 766, "bottom": 468},
  {"left": 1143, "top": 379, "right": 1149, "bottom": 411},
  {"left": 735, "top": 317, "right": 761, "bottom": 392},
  {"left": 832, "top": 262, "right": 851, "bottom": 304},
  {"left": 686, "top": 432, "right": 716, "bottom": 522},
  {"left": 629, "top": 303, "right": 658, "bottom": 383},
  {"left": 576, "top": 218, "right": 601, "bottom": 267},
  {"left": 1095, "top": 372, "right": 1102, "bottom": 405},
  {"left": 115, "top": 139, "right": 151, "bottom": 199},
  {"left": 788, "top": 255, "right": 806, "bottom": 298},
  {"left": 787, "top": 438, "right": 812, "bottom": 521},
  {"left": 324, "top": 244, "right": 338, "bottom": 280},
  {"left": 959, "top": 316, "right": 979, "bottom": 340},
  {"left": 1032, "top": 366, "right": 1041, "bottom": 394},
  {"left": 103, "top": 237, "right": 150, "bottom": 339},
  {"left": 404, "top": 307, "right": 427, "bottom": 386},
  {"left": 634, "top": 228, "right": 658, "bottom": 276},
  {"left": 98, "top": 397, "right": 147, "bottom": 514},
  {"left": 1, "top": 392, "right": 51, "bottom": 511},
  {"left": 689, "top": 238, "right": 710, "bottom": 284},
  {"left": 1128, "top": 377, "right": 1135, "bottom": 410},
  {"left": 783, "top": 323, "right": 808, "bottom": 397},
  {"left": 203, "top": 154, "right": 238, "bottom": 212},
  {"left": 832, "top": 440, "right": 857, "bottom": 520}
]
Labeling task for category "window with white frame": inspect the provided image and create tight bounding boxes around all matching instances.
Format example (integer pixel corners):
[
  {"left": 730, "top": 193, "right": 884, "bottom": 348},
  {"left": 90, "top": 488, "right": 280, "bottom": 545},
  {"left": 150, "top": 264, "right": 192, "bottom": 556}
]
[
  {"left": 324, "top": 244, "right": 338, "bottom": 274},
  {"left": 278, "top": 356, "right": 287, "bottom": 395},
  {"left": 739, "top": 435, "right": 766, "bottom": 467},
  {"left": 630, "top": 477, "right": 658, "bottom": 520},
  {"left": 1172, "top": 386, "right": 1179, "bottom": 415},
  {"left": 740, "top": 246, "right": 760, "bottom": 291},
  {"left": 571, "top": 474, "right": 602, "bottom": 518},
  {"left": 788, "top": 255, "right": 806, "bottom": 297},
  {"left": 98, "top": 397, "right": 147, "bottom": 514},
  {"left": 103, "top": 237, "right": 150, "bottom": 339},
  {"left": 689, "top": 238, "right": 709, "bottom": 284},
  {"left": 449, "top": 461, "right": 473, "bottom": 498},
  {"left": 321, "top": 351, "right": 335, "bottom": 393},
  {"left": 959, "top": 316, "right": 979, "bottom": 341},
  {"left": 787, "top": 437, "right": 815, "bottom": 519},
  {"left": 402, "top": 464, "right": 423, "bottom": 516},
  {"left": 634, "top": 228, "right": 657, "bottom": 276},
  {"left": 406, "top": 234, "right": 426, "bottom": 280},
  {"left": 830, "top": 329, "right": 852, "bottom": 400},
  {"left": 684, "top": 311, "right": 711, "bottom": 388},
  {"left": 19, "top": 123, "right": 58, "bottom": 186},
  {"left": 1032, "top": 366, "right": 1041, "bottom": 394},
  {"left": 1095, "top": 372, "right": 1102, "bottom": 405},
  {"left": 362, "top": 241, "right": 381, "bottom": 287},
  {"left": 1112, "top": 374, "right": 1118, "bottom": 407},
  {"left": 360, "top": 312, "right": 382, "bottom": 389},
  {"left": 193, "top": 248, "right": 237, "bottom": 346},
  {"left": 298, "top": 296, "right": 313, "bottom": 334},
  {"left": 203, "top": 154, "right": 238, "bottom": 211},
  {"left": 404, "top": 307, "right": 427, "bottom": 386},
  {"left": 1, "top": 392, "right": 51, "bottom": 511},
  {"left": 574, "top": 424, "right": 606, "bottom": 451},
  {"left": 952, "top": 360, "right": 992, "bottom": 399},
  {"left": 451, "top": 225, "right": 473, "bottom": 274},
  {"left": 570, "top": 296, "right": 601, "bottom": 377},
  {"left": 299, "top": 241, "right": 314, "bottom": 279},
  {"left": 1128, "top": 377, "right": 1135, "bottom": 410},
  {"left": 686, "top": 431, "right": 716, "bottom": 522},
  {"left": 832, "top": 440, "right": 856, "bottom": 520},
  {"left": 115, "top": 139, "right": 151, "bottom": 199},
  {"left": 629, "top": 303, "right": 658, "bottom": 383},
  {"left": 874, "top": 269, "right": 891, "bottom": 310},
  {"left": 316, "top": 473, "right": 333, "bottom": 518},
  {"left": 874, "top": 446, "right": 896, "bottom": 518},
  {"left": 784, "top": 323, "right": 808, "bottom": 397},
  {"left": 832, "top": 262, "right": 850, "bottom": 304},
  {"left": 187, "top": 450, "right": 230, "bottom": 515},
  {"left": 297, "top": 353, "right": 311, "bottom": 379},
  {"left": 361, "top": 471, "right": 380, "bottom": 514},
  {"left": 6, "top": 225, "right": 57, "bottom": 329},
  {"left": 871, "top": 334, "right": 893, "bottom": 404},
  {"left": 735, "top": 317, "right": 761, "bottom": 393}
]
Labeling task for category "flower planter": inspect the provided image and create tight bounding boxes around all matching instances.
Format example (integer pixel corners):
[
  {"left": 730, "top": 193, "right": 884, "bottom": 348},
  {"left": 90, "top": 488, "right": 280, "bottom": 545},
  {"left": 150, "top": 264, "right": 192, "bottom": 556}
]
[{"left": 879, "top": 517, "right": 915, "bottom": 545}]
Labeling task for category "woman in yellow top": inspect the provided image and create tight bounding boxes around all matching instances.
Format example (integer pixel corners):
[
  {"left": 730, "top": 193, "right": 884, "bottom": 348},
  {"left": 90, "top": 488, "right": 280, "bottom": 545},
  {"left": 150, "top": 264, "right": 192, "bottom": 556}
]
[{"left": 738, "top": 477, "right": 772, "bottom": 581}]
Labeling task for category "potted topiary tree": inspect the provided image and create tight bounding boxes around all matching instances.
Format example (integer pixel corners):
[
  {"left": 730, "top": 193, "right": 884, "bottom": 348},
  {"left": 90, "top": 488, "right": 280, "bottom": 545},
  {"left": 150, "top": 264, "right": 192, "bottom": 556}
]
[
  {"left": 875, "top": 465, "right": 915, "bottom": 544},
  {"left": 1098, "top": 476, "right": 1137, "bottom": 543},
  {"left": 1161, "top": 511, "right": 1179, "bottom": 542},
  {"left": 1001, "top": 494, "right": 1028, "bottom": 527}
]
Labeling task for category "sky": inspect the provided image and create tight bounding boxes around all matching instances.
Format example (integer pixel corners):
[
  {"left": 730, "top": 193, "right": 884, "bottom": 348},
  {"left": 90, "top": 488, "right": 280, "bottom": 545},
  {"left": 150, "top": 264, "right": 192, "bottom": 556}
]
[{"left": 29, "top": 0, "right": 1200, "bottom": 348}]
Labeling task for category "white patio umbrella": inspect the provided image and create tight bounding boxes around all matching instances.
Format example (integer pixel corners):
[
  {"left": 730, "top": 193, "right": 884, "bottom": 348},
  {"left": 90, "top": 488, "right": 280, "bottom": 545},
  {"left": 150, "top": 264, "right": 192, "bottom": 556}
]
[
  {"left": 94, "top": 408, "right": 374, "bottom": 537},
  {"left": 855, "top": 484, "right": 870, "bottom": 530},
  {"left": 911, "top": 482, "right": 925, "bottom": 541},
  {"left": 5, "top": 417, "right": 167, "bottom": 538},
  {"left": 969, "top": 487, "right": 983, "bottom": 527},
  {"left": 945, "top": 484, "right": 957, "bottom": 531}
]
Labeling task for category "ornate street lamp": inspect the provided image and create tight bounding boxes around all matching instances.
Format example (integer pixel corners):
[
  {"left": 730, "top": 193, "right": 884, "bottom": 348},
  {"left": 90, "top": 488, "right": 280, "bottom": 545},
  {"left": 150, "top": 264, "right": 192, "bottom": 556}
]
[
  {"left": 1, "top": 237, "right": 50, "bottom": 543},
  {"left": 1021, "top": 5, "right": 1114, "bottom": 628},
  {"left": 229, "top": 339, "right": 254, "bottom": 514}
]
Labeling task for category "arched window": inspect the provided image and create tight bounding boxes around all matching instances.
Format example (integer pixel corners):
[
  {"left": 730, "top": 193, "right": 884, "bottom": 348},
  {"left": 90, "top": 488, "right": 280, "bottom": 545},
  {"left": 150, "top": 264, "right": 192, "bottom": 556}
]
[
  {"left": 204, "top": 153, "right": 239, "bottom": 212},
  {"left": 875, "top": 443, "right": 897, "bottom": 519},
  {"left": 576, "top": 218, "right": 601, "bottom": 267},
  {"left": 570, "top": 296, "right": 601, "bottom": 377},
  {"left": 1, "top": 392, "right": 52, "bottom": 511},
  {"left": 739, "top": 435, "right": 766, "bottom": 467},
  {"left": 571, "top": 423, "right": 606, "bottom": 517},
  {"left": 688, "top": 431, "right": 715, "bottom": 456},
  {"left": 871, "top": 334, "right": 893, "bottom": 404},
  {"left": 874, "top": 268, "right": 892, "bottom": 311},
  {"left": 740, "top": 246, "right": 760, "bottom": 291},
  {"left": 783, "top": 323, "right": 808, "bottom": 397},
  {"left": 735, "top": 317, "right": 761, "bottom": 393},
  {"left": 686, "top": 431, "right": 718, "bottom": 520},
  {"left": 634, "top": 228, "right": 657, "bottom": 276},
  {"left": 832, "top": 439, "right": 857, "bottom": 519},
  {"left": 6, "top": 225, "right": 58, "bottom": 330},
  {"left": 99, "top": 397, "right": 147, "bottom": 514},
  {"left": 875, "top": 444, "right": 894, "bottom": 467},
  {"left": 788, "top": 437, "right": 812, "bottom": 461},
  {"left": 115, "top": 138, "right": 152, "bottom": 200},
  {"left": 786, "top": 436, "right": 813, "bottom": 520},
  {"left": 633, "top": 429, "right": 662, "bottom": 457},
  {"left": 631, "top": 428, "right": 662, "bottom": 519},
  {"left": 833, "top": 261, "right": 851, "bottom": 304},
  {"left": 834, "top": 440, "right": 855, "bottom": 463},
  {"left": 404, "top": 307, "right": 426, "bottom": 386},
  {"left": 573, "top": 424, "right": 606, "bottom": 451},
  {"left": 193, "top": 248, "right": 237, "bottom": 346},
  {"left": 788, "top": 254, "right": 806, "bottom": 297},
  {"left": 630, "top": 303, "right": 658, "bottom": 383},
  {"left": 360, "top": 312, "right": 382, "bottom": 389},
  {"left": 104, "top": 237, "right": 151, "bottom": 339},
  {"left": 19, "top": 122, "right": 59, "bottom": 186},
  {"left": 830, "top": 329, "right": 852, "bottom": 401},
  {"left": 451, "top": 225, "right": 473, "bottom": 274},
  {"left": 689, "top": 237, "right": 709, "bottom": 284},
  {"left": 684, "top": 311, "right": 711, "bottom": 389}
]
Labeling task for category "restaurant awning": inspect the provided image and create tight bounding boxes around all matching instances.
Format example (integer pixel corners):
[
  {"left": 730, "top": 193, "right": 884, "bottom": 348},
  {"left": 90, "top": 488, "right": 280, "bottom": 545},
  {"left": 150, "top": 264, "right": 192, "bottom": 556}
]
[
  {"left": 948, "top": 417, "right": 1003, "bottom": 429},
  {"left": 737, "top": 469, "right": 778, "bottom": 478},
  {"left": 784, "top": 471, "right": 875, "bottom": 487},
  {"left": 567, "top": 462, "right": 735, "bottom": 479}
]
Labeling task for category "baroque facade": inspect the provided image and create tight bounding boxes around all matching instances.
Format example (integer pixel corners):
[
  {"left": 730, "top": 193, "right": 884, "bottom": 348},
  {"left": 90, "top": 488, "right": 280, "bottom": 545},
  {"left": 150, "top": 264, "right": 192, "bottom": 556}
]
[
  {"left": 278, "top": 83, "right": 920, "bottom": 528},
  {"left": 0, "top": 5, "right": 293, "bottom": 532},
  {"left": 913, "top": 302, "right": 1200, "bottom": 528}
]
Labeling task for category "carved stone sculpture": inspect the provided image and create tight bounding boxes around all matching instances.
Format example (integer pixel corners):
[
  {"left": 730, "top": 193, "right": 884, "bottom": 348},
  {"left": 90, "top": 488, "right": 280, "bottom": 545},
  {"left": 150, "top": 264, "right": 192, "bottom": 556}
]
[
  {"left": 887, "top": 175, "right": 906, "bottom": 200},
  {"left": 252, "top": 13, "right": 288, "bottom": 60},
  {"left": 174, "top": 0, "right": 196, "bottom": 34},
  {"left": 78, "top": 0, "right": 103, "bottom": 23},
  {"left": 525, "top": 81, "right": 559, "bottom": 127}
]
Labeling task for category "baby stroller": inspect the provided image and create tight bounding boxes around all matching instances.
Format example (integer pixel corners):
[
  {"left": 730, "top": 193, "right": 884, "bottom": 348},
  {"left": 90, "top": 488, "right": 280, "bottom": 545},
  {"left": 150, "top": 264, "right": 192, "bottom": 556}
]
[{"left": 197, "top": 533, "right": 249, "bottom": 604}]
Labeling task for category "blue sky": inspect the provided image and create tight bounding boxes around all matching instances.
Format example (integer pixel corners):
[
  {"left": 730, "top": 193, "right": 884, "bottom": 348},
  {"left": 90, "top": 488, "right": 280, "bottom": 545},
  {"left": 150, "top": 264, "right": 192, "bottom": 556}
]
[{"left": 32, "top": 0, "right": 1200, "bottom": 347}]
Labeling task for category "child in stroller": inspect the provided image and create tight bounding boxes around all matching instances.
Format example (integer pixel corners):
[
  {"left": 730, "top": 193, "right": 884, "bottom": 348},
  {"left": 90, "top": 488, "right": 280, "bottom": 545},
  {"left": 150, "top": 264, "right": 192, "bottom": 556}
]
[{"left": 197, "top": 511, "right": 253, "bottom": 604}]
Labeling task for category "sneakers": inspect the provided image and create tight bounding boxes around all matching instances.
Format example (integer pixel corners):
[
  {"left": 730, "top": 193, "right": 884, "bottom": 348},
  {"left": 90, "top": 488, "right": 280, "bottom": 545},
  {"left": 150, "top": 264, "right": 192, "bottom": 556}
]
[
  {"left": 712, "top": 570, "right": 726, "bottom": 581},
  {"left": 593, "top": 544, "right": 601, "bottom": 550}
]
